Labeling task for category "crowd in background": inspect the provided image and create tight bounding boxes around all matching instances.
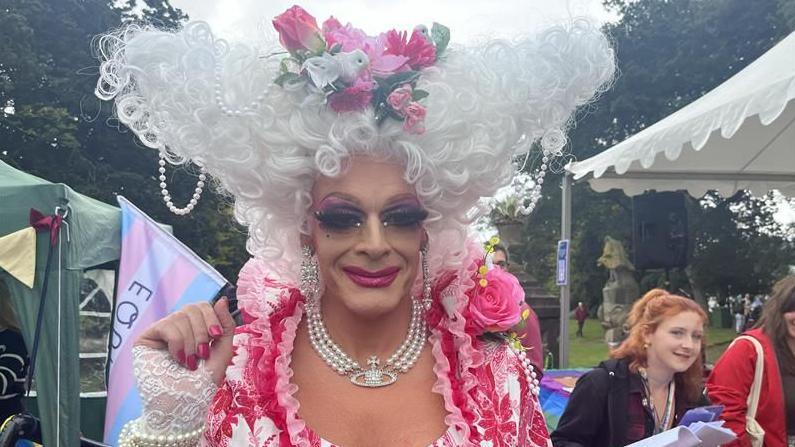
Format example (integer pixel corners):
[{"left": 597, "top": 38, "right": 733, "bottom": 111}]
[{"left": 709, "top": 293, "right": 768, "bottom": 333}]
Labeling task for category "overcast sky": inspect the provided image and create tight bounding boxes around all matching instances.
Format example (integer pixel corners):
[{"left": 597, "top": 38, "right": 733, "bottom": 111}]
[{"left": 168, "top": 0, "right": 616, "bottom": 43}]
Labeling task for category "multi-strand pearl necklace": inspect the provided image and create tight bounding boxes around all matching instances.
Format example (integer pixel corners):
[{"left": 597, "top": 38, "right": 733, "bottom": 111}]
[{"left": 305, "top": 298, "right": 427, "bottom": 388}]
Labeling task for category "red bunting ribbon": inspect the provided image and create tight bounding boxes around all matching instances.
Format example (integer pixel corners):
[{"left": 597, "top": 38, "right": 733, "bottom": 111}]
[{"left": 29, "top": 208, "right": 64, "bottom": 247}]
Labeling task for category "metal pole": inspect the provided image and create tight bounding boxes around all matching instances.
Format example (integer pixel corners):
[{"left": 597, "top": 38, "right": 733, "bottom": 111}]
[{"left": 559, "top": 172, "right": 572, "bottom": 368}]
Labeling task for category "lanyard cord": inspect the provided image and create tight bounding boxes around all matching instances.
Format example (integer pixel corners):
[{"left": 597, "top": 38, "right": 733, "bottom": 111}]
[{"left": 639, "top": 369, "right": 676, "bottom": 434}]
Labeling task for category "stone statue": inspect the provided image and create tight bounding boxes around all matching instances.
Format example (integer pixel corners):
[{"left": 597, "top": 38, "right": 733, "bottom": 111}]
[{"left": 596, "top": 236, "right": 639, "bottom": 347}]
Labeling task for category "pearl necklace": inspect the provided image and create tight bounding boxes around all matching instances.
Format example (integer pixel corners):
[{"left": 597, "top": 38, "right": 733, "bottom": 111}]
[
  {"left": 157, "top": 153, "right": 207, "bottom": 216},
  {"left": 305, "top": 298, "right": 427, "bottom": 388}
]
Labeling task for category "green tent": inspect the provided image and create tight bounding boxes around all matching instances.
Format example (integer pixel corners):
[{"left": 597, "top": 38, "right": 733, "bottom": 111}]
[{"left": 0, "top": 160, "right": 121, "bottom": 446}]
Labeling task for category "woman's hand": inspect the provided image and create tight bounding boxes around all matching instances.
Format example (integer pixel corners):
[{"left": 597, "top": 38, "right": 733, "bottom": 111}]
[{"left": 135, "top": 297, "right": 236, "bottom": 385}]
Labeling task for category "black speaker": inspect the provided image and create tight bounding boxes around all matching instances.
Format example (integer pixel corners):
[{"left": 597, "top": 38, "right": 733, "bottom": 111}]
[{"left": 632, "top": 191, "right": 689, "bottom": 270}]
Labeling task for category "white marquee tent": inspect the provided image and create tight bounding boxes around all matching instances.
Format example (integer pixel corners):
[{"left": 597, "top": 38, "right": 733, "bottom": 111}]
[
  {"left": 555, "top": 31, "right": 795, "bottom": 367},
  {"left": 567, "top": 31, "right": 795, "bottom": 197}
]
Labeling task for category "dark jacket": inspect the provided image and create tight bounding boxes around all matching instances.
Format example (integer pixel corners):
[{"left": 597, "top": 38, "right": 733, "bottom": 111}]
[
  {"left": 551, "top": 358, "right": 707, "bottom": 447},
  {"left": 574, "top": 306, "right": 588, "bottom": 323}
]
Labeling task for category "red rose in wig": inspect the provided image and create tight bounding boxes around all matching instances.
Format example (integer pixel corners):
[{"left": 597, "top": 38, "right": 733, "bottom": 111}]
[{"left": 272, "top": 5, "right": 326, "bottom": 54}]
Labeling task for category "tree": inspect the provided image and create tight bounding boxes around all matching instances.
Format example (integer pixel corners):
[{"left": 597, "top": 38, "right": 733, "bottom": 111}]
[
  {"left": 519, "top": 0, "right": 795, "bottom": 308},
  {"left": 690, "top": 191, "right": 795, "bottom": 298},
  {"left": 1, "top": 0, "right": 249, "bottom": 282}
]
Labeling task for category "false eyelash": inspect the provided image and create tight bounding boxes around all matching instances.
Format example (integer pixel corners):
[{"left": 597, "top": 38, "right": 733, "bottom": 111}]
[
  {"left": 381, "top": 207, "right": 429, "bottom": 227},
  {"left": 314, "top": 209, "right": 363, "bottom": 230}
]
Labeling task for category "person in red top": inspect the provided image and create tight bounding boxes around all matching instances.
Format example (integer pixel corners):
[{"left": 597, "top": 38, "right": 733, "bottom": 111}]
[
  {"left": 707, "top": 274, "right": 795, "bottom": 447},
  {"left": 574, "top": 302, "right": 588, "bottom": 338},
  {"left": 517, "top": 302, "right": 545, "bottom": 374}
]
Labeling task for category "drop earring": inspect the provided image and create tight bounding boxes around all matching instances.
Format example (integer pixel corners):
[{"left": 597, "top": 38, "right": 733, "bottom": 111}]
[
  {"left": 421, "top": 244, "right": 432, "bottom": 311},
  {"left": 299, "top": 245, "right": 320, "bottom": 305}
]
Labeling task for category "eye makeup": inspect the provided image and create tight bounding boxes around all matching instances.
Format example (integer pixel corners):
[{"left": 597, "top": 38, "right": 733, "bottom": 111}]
[
  {"left": 380, "top": 200, "right": 429, "bottom": 228},
  {"left": 313, "top": 197, "right": 364, "bottom": 232},
  {"left": 313, "top": 196, "right": 428, "bottom": 234}
]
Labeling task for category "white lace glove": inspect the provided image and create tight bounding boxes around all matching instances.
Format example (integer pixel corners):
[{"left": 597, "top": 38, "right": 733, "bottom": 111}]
[{"left": 132, "top": 345, "right": 218, "bottom": 435}]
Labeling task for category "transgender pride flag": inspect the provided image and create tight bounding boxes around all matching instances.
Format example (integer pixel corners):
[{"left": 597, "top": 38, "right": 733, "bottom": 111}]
[{"left": 103, "top": 196, "right": 228, "bottom": 445}]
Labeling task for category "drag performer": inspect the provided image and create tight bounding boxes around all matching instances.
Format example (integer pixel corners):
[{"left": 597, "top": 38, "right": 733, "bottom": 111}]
[{"left": 96, "top": 6, "right": 614, "bottom": 445}]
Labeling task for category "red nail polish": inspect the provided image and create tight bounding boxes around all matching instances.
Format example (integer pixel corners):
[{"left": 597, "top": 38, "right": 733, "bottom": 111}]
[
  {"left": 209, "top": 325, "right": 223, "bottom": 338},
  {"left": 176, "top": 349, "right": 186, "bottom": 365},
  {"left": 187, "top": 354, "right": 198, "bottom": 371},
  {"left": 198, "top": 343, "right": 210, "bottom": 359}
]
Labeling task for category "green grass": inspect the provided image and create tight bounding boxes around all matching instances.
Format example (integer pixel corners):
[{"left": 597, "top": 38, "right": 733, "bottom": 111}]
[{"left": 567, "top": 318, "right": 738, "bottom": 368}]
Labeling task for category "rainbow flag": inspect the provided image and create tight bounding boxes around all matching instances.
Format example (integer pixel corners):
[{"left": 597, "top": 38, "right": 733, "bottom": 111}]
[
  {"left": 103, "top": 196, "right": 227, "bottom": 445},
  {"left": 539, "top": 368, "right": 591, "bottom": 431}
]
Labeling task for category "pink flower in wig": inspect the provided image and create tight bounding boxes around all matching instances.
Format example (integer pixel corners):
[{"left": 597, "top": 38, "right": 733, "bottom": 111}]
[
  {"left": 322, "top": 17, "right": 371, "bottom": 53},
  {"left": 323, "top": 19, "right": 409, "bottom": 77},
  {"left": 328, "top": 78, "right": 376, "bottom": 113},
  {"left": 385, "top": 30, "right": 406, "bottom": 53},
  {"left": 467, "top": 267, "right": 523, "bottom": 335},
  {"left": 403, "top": 101, "right": 427, "bottom": 134},
  {"left": 368, "top": 33, "right": 410, "bottom": 77},
  {"left": 385, "top": 29, "right": 437, "bottom": 70},
  {"left": 272, "top": 6, "right": 326, "bottom": 54},
  {"left": 387, "top": 85, "right": 413, "bottom": 111},
  {"left": 321, "top": 16, "right": 342, "bottom": 33}
]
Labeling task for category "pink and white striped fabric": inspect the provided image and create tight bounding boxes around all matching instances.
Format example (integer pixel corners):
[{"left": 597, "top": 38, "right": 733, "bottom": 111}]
[{"left": 103, "top": 196, "right": 227, "bottom": 445}]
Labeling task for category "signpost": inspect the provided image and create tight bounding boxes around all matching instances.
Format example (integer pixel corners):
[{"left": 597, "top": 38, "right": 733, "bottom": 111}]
[
  {"left": 559, "top": 173, "right": 572, "bottom": 368},
  {"left": 556, "top": 240, "right": 569, "bottom": 286}
]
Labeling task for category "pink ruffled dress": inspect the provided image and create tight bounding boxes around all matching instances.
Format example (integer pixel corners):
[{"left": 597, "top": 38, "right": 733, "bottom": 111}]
[
  {"left": 129, "top": 254, "right": 550, "bottom": 447},
  {"left": 198, "top": 258, "right": 550, "bottom": 447}
]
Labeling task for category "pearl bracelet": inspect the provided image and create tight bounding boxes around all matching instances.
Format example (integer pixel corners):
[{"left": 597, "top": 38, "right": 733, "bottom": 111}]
[{"left": 118, "top": 419, "right": 203, "bottom": 447}]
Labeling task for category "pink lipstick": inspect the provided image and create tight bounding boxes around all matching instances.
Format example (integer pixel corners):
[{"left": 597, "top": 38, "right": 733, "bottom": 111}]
[{"left": 343, "top": 266, "right": 400, "bottom": 288}]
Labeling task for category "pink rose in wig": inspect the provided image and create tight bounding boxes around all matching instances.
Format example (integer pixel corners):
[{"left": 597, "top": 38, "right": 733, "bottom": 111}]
[
  {"left": 403, "top": 101, "right": 427, "bottom": 134},
  {"left": 328, "top": 78, "right": 376, "bottom": 112},
  {"left": 467, "top": 267, "right": 524, "bottom": 335},
  {"left": 272, "top": 6, "right": 326, "bottom": 54},
  {"left": 385, "top": 29, "right": 437, "bottom": 70},
  {"left": 387, "top": 85, "right": 413, "bottom": 111}
]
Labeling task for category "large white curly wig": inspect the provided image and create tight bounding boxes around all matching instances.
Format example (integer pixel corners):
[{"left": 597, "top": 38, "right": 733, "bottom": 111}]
[{"left": 95, "top": 15, "right": 615, "bottom": 280}]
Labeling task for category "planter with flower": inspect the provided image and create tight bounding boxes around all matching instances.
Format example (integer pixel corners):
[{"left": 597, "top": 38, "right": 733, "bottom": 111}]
[
  {"left": 489, "top": 171, "right": 541, "bottom": 248},
  {"left": 490, "top": 196, "right": 523, "bottom": 250}
]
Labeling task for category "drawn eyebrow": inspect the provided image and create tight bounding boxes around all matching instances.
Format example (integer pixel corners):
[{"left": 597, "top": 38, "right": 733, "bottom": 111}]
[
  {"left": 318, "top": 193, "right": 361, "bottom": 206},
  {"left": 382, "top": 201, "right": 424, "bottom": 213},
  {"left": 318, "top": 192, "right": 421, "bottom": 212}
]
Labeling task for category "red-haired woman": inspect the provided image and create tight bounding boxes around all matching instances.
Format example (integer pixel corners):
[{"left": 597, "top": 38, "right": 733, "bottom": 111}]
[
  {"left": 707, "top": 275, "right": 795, "bottom": 447},
  {"left": 551, "top": 289, "right": 709, "bottom": 447}
]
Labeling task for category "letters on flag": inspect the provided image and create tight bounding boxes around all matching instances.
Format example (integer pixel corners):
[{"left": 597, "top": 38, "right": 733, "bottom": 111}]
[{"left": 104, "top": 196, "right": 227, "bottom": 445}]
